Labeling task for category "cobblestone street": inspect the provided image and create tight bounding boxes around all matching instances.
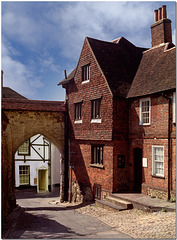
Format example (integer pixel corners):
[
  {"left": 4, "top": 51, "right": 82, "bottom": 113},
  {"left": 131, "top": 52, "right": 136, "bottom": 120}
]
[{"left": 76, "top": 204, "right": 176, "bottom": 239}]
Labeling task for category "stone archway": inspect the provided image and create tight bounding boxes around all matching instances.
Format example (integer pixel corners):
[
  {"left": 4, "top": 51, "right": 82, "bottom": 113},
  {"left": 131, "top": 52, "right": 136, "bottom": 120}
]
[{"left": 2, "top": 99, "right": 67, "bottom": 221}]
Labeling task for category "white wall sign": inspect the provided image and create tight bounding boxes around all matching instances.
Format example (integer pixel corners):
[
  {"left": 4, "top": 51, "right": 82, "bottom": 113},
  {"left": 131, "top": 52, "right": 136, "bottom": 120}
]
[{"left": 142, "top": 158, "right": 148, "bottom": 168}]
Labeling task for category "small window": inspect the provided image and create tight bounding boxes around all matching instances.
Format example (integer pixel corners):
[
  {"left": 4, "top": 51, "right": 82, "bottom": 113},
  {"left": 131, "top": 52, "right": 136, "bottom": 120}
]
[
  {"left": 140, "top": 98, "right": 151, "bottom": 125},
  {"left": 82, "top": 64, "right": 90, "bottom": 82},
  {"left": 75, "top": 102, "right": 82, "bottom": 121},
  {"left": 152, "top": 146, "right": 164, "bottom": 177},
  {"left": 18, "top": 139, "right": 30, "bottom": 155},
  {"left": 91, "top": 99, "right": 101, "bottom": 120},
  {"left": 91, "top": 145, "right": 103, "bottom": 165},
  {"left": 19, "top": 166, "right": 30, "bottom": 185},
  {"left": 173, "top": 92, "right": 176, "bottom": 123},
  {"left": 93, "top": 184, "right": 101, "bottom": 200}
]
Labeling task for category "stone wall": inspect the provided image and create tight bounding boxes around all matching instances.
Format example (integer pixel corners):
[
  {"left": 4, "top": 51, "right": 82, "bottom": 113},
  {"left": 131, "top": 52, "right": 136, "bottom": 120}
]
[{"left": 2, "top": 109, "right": 65, "bottom": 221}]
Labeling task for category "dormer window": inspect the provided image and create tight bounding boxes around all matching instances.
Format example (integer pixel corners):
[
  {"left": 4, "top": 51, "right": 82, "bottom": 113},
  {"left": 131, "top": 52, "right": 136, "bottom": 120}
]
[{"left": 82, "top": 64, "right": 90, "bottom": 83}]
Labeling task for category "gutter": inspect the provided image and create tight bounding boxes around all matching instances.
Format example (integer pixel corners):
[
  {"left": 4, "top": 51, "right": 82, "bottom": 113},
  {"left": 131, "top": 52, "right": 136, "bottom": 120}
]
[{"left": 162, "top": 93, "right": 172, "bottom": 200}]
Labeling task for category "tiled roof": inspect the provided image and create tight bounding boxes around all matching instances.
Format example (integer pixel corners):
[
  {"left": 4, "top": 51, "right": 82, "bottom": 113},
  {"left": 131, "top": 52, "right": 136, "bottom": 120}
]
[
  {"left": 2, "top": 98, "right": 66, "bottom": 112},
  {"left": 58, "top": 68, "right": 76, "bottom": 86},
  {"left": 87, "top": 37, "right": 145, "bottom": 97},
  {"left": 2, "top": 87, "right": 27, "bottom": 99},
  {"left": 127, "top": 43, "right": 176, "bottom": 98},
  {"left": 58, "top": 37, "right": 146, "bottom": 97}
]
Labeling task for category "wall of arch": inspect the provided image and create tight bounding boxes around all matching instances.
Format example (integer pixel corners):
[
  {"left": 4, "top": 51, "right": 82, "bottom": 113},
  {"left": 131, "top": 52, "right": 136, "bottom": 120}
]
[{"left": 2, "top": 109, "right": 66, "bottom": 221}]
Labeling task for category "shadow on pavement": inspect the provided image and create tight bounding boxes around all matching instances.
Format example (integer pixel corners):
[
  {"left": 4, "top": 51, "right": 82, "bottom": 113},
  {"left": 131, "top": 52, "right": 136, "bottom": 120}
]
[{"left": 10, "top": 210, "right": 86, "bottom": 239}]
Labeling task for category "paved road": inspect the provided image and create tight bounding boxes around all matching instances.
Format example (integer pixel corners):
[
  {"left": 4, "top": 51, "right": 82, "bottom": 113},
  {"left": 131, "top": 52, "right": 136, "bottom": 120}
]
[{"left": 9, "top": 189, "right": 131, "bottom": 239}]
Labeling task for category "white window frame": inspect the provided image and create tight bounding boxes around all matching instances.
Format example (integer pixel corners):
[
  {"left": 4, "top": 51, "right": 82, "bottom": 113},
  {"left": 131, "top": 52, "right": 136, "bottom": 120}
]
[
  {"left": 173, "top": 92, "right": 176, "bottom": 123},
  {"left": 18, "top": 139, "right": 30, "bottom": 155},
  {"left": 19, "top": 165, "right": 30, "bottom": 185},
  {"left": 139, "top": 98, "right": 151, "bottom": 125},
  {"left": 152, "top": 146, "right": 164, "bottom": 177}
]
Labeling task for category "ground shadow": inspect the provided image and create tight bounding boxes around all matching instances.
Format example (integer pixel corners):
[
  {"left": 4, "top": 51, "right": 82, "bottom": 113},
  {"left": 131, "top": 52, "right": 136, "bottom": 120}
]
[{"left": 3, "top": 210, "right": 87, "bottom": 239}]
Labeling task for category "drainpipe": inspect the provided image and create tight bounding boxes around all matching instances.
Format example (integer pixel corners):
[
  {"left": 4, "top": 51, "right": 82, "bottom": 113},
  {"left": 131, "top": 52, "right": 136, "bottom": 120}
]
[{"left": 162, "top": 93, "right": 172, "bottom": 200}]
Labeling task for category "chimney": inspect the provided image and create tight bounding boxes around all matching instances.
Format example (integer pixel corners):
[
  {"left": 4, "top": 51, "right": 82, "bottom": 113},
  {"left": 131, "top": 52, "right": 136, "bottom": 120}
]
[
  {"left": 151, "top": 5, "right": 172, "bottom": 47},
  {"left": 1, "top": 70, "right": 3, "bottom": 87}
]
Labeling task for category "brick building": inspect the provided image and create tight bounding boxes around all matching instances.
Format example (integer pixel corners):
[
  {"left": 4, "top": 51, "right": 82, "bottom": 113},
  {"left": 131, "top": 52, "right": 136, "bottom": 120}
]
[{"left": 59, "top": 5, "right": 176, "bottom": 201}]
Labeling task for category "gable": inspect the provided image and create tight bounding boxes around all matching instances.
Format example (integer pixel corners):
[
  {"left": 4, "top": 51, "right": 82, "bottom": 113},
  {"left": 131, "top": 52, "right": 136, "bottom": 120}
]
[
  {"left": 87, "top": 37, "right": 144, "bottom": 98},
  {"left": 59, "top": 36, "right": 145, "bottom": 98}
]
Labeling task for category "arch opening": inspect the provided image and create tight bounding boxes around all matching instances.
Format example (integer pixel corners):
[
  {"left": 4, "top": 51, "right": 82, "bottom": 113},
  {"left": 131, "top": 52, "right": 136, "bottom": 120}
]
[{"left": 14, "top": 134, "right": 61, "bottom": 198}]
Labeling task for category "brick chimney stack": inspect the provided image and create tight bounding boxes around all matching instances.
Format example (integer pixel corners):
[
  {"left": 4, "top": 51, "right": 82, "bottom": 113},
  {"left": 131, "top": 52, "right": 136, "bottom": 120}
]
[{"left": 151, "top": 5, "right": 172, "bottom": 47}]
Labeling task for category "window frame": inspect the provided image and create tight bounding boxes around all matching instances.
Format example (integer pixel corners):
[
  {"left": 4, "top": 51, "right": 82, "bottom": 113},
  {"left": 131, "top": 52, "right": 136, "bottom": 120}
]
[
  {"left": 18, "top": 139, "right": 30, "bottom": 156},
  {"left": 152, "top": 145, "right": 164, "bottom": 177},
  {"left": 173, "top": 92, "right": 176, "bottom": 123},
  {"left": 19, "top": 165, "right": 30, "bottom": 185},
  {"left": 82, "top": 64, "right": 90, "bottom": 83},
  {"left": 91, "top": 145, "right": 104, "bottom": 166},
  {"left": 139, "top": 98, "right": 151, "bottom": 125},
  {"left": 74, "top": 102, "right": 82, "bottom": 123},
  {"left": 91, "top": 98, "right": 101, "bottom": 123}
]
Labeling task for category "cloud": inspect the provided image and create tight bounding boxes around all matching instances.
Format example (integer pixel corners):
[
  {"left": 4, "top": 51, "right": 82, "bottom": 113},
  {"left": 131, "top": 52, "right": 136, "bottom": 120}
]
[
  {"left": 2, "top": 41, "right": 44, "bottom": 99},
  {"left": 1, "top": 1, "right": 176, "bottom": 101}
]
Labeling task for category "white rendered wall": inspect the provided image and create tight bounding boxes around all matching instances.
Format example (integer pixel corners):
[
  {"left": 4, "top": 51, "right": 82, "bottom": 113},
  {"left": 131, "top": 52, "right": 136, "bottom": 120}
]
[{"left": 15, "top": 134, "right": 61, "bottom": 188}]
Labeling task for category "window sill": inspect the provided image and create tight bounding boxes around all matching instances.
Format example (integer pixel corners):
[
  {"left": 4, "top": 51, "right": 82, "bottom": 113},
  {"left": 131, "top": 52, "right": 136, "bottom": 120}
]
[
  {"left": 82, "top": 80, "right": 90, "bottom": 84},
  {"left": 91, "top": 119, "right": 102, "bottom": 123},
  {"left": 90, "top": 164, "right": 104, "bottom": 169},
  {"left": 139, "top": 123, "right": 151, "bottom": 126},
  {"left": 151, "top": 175, "right": 165, "bottom": 179},
  {"left": 74, "top": 120, "right": 82, "bottom": 124}
]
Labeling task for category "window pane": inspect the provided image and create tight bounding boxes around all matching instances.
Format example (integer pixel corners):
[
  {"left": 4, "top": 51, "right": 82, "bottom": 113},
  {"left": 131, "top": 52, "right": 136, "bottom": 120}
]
[
  {"left": 75, "top": 103, "right": 82, "bottom": 120},
  {"left": 82, "top": 64, "right": 90, "bottom": 81},
  {"left": 141, "top": 99, "right": 150, "bottom": 124},
  {"left": 18, "top": 140, "right": 30, "bottom": 155},
  {"left": 19, "top": 166, "right": 30, "bottom": 185},
  {"left": 92, "top": 146, "right": 103, "bottom": 165},
  {"left": 153, "top": 147, "right": 164, "bottom": 176},
  {"left": 92, "top": 99, "right": 101, "bottom": 119}
]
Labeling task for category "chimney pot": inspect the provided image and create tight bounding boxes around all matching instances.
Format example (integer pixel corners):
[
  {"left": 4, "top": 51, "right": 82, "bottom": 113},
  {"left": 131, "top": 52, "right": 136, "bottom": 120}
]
[
  {"left": 162, "top": 5, "right": 167, "bottom": 19},
  {"left": 158, "top": 7, "right": 162, "bottom": 20},
  {"left": 154, "top": 10, "right": 158, "bottom": 22},
  {"left": 151, "top": 5, "right": 172, "bottom": 47}
]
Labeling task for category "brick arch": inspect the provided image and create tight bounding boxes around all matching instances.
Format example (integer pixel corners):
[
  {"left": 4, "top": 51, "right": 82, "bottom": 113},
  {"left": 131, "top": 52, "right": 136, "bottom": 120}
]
[{"left": 2, "top": 99, "right": 66, "bottom": 222}]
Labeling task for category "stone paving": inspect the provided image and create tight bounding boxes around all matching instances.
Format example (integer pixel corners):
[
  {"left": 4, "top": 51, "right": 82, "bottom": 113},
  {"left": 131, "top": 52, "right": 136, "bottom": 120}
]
[
  {"left": 3, "top": 189, "right": 130, "bottom": 239},
  {"left": 76, "top": 204, "right": 176, "bottom": 239},
  {"left": 3, "top": 188, "right": 176, "bottom": 239}
]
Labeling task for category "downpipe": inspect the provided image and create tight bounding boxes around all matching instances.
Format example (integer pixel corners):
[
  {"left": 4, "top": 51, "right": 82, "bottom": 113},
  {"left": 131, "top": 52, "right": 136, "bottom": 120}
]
[{"left": 162, "top": 93, "right": 172, "bottom": 200}]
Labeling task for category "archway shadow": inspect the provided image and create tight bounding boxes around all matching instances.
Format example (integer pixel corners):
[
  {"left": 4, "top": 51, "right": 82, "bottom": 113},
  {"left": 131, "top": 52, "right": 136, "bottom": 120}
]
[{"left": 6, "top": 210, "right": 86, "bottom": 239}]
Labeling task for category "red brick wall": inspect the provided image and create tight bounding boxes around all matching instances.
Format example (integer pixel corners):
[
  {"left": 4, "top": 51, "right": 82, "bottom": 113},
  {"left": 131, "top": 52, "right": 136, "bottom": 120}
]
[
  {"left": 70, "top": 140, "right": 114, "bottom": 194},
  {"left": 113, "top": 141, "right": 129, "bottom": 192},
  {"left": 67, "top": 38, "right": 113, "bottom": 141},
  {"left": 113, "top": 98, "right": 129, "bottom": 139},
  {"left": 129, "top": 92, "right": 176, "bottom": 197}
]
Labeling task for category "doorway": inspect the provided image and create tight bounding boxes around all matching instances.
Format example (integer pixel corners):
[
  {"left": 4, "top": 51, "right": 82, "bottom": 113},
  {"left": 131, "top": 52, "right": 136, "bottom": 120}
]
[
  {"left": 37, "top": 168, "right": 48, "bottom": 192},
  {"left": 134, "top": 148, "right": 142, "bottom": 193}
]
